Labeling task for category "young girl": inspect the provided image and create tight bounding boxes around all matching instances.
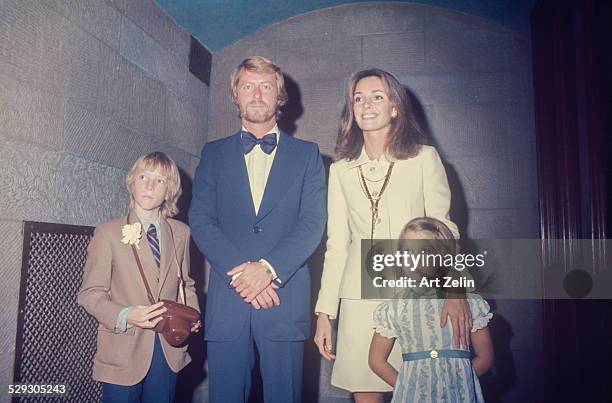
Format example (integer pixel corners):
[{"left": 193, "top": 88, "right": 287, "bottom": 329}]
[
  {"left": 368, "top": 217, "right": 493, "bottom": 402},
  {"left": 78, "top": 152, "right": 200, "bottom": 403}
]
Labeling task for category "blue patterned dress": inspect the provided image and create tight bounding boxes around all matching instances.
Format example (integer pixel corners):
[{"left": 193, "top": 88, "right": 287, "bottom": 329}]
[{"left": 373, "top": 294, "right": 492, "bottom": 402}]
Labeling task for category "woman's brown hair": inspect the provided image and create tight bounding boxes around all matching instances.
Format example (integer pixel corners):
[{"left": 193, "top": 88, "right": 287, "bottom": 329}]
[{"left": 336, "top": 68, "right": 425, "bottom": 161}]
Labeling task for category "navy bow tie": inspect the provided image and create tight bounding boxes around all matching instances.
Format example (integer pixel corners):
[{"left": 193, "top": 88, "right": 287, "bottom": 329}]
[{"left": 242, "top": 131, "right": 277, "bottom": 155}]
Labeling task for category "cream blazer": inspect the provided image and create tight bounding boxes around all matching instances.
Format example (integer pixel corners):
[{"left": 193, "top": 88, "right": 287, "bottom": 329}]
[
  {"left": 315, "top": 145, "right": 459, "bottom": 319},
  {"left": 77, "top": 212, "right": 199, "bottom": 386}
]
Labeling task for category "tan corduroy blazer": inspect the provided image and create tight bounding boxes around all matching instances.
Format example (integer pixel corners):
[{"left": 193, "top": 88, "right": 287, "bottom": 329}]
[
  {"left": 77, "top": 211, "right": 199, "bottom": 386},
  {"left": 315, "top": 145, "right": 459, "bottom": 319}
]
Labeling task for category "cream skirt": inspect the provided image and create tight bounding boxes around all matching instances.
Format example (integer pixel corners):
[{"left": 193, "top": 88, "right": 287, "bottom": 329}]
[{"left": 331, "top": 299, "right": 403, "bottom": 392}]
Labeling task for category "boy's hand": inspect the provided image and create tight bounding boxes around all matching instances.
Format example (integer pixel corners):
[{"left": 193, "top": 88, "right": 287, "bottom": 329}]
[{"left": 127, "top": 302, "right": 167, "bottom": 329}]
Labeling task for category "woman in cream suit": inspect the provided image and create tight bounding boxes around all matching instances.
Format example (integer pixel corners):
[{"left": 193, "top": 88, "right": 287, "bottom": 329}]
[{"left": 314, "top": 69, "right": 469, "bottom": 403}]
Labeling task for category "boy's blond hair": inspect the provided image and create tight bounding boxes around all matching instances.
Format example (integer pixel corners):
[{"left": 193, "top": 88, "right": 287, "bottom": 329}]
[{"left": 126, "top": 152, "right": 181, "bottom": 218}]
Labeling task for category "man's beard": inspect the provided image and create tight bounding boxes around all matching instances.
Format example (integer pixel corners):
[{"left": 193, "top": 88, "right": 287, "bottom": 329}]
[{"left": 241, "top": 102, "right": 276, "bottom": 123}]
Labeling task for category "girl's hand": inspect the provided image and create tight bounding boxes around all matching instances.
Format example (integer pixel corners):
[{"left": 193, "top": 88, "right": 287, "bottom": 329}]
[
  {"left": 127, "top": 302, "right": 167, "bottom": 329},
  {"left": 441, "top": 297, "right": 472, "bottom": 349},
  {"left": 314, "top": 313, "right": 336, "bottom": 361},
  {"left": 191, "top": 319, "right": 202, "bottom": 333}
]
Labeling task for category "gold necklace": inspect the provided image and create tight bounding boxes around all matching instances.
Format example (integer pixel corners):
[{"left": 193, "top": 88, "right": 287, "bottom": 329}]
[{"left": 358, "top": 162, "right": 395, "bottom": 241}]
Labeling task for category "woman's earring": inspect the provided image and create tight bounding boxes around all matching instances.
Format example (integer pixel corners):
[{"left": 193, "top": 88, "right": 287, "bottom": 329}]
[{"left": 391, "top": 110, "right": 397, "bottom": 118}]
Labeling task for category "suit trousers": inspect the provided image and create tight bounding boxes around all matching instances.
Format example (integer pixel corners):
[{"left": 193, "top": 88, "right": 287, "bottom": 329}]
[
  {"left": 207, "top": 311, "right": 304, "bottom": 403},
  {"left": 102, "top": 334, "right": 177, "bottom": 403}
]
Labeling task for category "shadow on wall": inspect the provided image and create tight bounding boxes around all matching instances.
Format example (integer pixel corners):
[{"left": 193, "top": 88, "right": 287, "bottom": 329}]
[
  {"left": 404, "top": 86, "right": 518, "bottom": 401},
  {"left": 174, "top": 168, "right": 208, "bottom": 403},
  {"left": 480, "top": 303, "right": 517, "bottom": 403},
  {"left": 404, "top": 86, "right": 470, "bottom": 237},
  {"left": 279, "top": 73, "right": 304, "bottom": 136}
]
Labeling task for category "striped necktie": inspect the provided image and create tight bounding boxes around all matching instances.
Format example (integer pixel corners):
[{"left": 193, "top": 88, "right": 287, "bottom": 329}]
[{"left": 147, "top": 224, "right": 160, "bottom": 268}]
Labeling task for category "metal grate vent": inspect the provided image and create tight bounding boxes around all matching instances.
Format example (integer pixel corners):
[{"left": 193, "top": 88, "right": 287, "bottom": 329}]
[{"left": 14, "top": 222, "right": 100, "bottom": 402}]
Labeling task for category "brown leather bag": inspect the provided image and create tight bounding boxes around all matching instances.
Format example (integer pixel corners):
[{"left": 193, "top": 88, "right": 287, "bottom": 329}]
[
  {"left": 152, "top": 299, "right": 200, "bottom": 347},
  {"left": 129, "top": 220, "right": 199, "bottom": 347}
]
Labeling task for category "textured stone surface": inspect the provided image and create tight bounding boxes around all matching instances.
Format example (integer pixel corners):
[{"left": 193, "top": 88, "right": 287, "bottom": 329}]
[
  {"left": 0, "top": 1, "right": 104, "bottom": 113},
  {"left": 163, "top": 145, "right": 193, "bottom": 178},
  {"left": 425, "top": 6, "right": 505, "bottom": 33},
  {"left": 425, "top": 28, "right": 511, "bottom": 73},
  {"left": 0, "top": 350, "right": 14, "bottom": 403},
  {"left": 0, "top": 137, "right": 129, "bottom": 226},
  {"left": 207, "top": 111, "right": 241, "bottom": 142},
  {"left": 399, "top": 74, "right": 466, "bottom": 106},
  {"left": 210, "top": 40, "right": 277, "bottom": 91},
  {"left": 466, "top": 208, "right": 540, "bottom": 239},
  {"left": 246, "top": 9, "right": 336, "bottom": 43},
  {"left": 186, "top": 72, "right": 210, "bottom": 111},
  {"left": 120, "top": 16, "right": 188, "bottom": 96},
  {"left": 330, "top": 3, "right": 426, "bottom": 36},
  {"left": 209, "top": 80, "right": 237, "bottom": 118},
  {"left": 0, "top": 137, "right": 65, "bottom": 223},
  {"left": 122, "top": 0, "right": 190, "bottom": 65},
  {"left": 54, "top": 153, "right": 128, "bottom": 226},
  {"left": 0, "top": 75, "right": 66, "bottom": 150},
  {"left": 276, "top": 36, "right": 361, "bottom": 81},
  {"left": 47, "top": 0, "right": 121, "bottom": 50},
  {"left": 165, "top": 90, "right": 207, "bottom": 154},
  {"left": 0, "top": 0, "right": 51, "bottom": 85},
  {"left": 363, "top": 33, "right": 425, "bottom": 76},
  {"left": 448, "top": 157, "right": 536, "bottom": 209},
  {"left": 98, "top": 44, "right": 166, "bottom": 139},
  {"left": 429, "top": 104, "right": 508, "bottom": 157},
  {"left": 289, "top": 77, "right": 345, "bottom": 146},
  {"left": 63, "top": 102, "right": 155, "bottom": 170},
  {"left": 38, "top": 8, "right": 101, "bottom": 113},
  {"left": 464, "top": 72, "right": 512, "bottom": 104},
  {"left": 0, "top": 220, "right": 22, "bottom": 354}
]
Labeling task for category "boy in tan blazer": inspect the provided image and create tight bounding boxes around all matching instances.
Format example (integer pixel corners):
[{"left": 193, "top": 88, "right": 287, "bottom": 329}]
[{"left": 78, "top": 152, "right": 200, "bottom": 403}]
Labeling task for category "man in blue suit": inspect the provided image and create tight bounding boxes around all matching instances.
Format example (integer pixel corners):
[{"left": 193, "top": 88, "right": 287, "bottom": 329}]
[{"left": 189, "top": 56, "right": 327, "bottom": 403}]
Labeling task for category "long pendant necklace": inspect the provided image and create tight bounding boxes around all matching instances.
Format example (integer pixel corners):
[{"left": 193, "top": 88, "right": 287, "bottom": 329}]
[{"left": 358, "top": 162, "right": 395, "bottom": 242}]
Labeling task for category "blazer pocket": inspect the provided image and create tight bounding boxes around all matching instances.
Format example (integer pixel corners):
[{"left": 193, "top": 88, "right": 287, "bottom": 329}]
[{"left": 94, "top": 326, "right": 135, "bottom": 367}]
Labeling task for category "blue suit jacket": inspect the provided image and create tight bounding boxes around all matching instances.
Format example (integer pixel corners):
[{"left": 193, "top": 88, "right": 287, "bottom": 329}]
[{"left": 189, "top": 131, "right": 327, "bottom": 341}]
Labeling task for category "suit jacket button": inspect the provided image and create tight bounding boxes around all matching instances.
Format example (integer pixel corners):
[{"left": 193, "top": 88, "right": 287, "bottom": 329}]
[{"left": 253, "top": 226, "right": 262, "bottom": 234}]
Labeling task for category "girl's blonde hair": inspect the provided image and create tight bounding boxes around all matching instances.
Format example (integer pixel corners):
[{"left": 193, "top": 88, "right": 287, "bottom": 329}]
[
  {"left": 126, "top": 152, "right": 181, "bottom": 218},
  {"left": 398, "top": 217, "right": 456, "bottom": 279}
]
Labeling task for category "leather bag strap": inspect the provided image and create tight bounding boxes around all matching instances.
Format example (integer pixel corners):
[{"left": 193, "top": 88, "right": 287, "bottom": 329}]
[
  {"left": 131, "top": 244, "right": 156, "bottom": 305},
  {"left": 127, "top": 218, "right": 156, "bottom": 305}
]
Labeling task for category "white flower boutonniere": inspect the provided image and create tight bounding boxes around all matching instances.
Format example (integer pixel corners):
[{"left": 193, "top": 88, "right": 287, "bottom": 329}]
[{"left": 121, "top": 222, "right": 142, "bottom": 249}]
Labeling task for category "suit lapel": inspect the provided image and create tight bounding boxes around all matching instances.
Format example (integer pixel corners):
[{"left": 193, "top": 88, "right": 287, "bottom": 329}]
[
  {"left": 224, "top": 132, "right": 257, "bottom": 219},
  {"left": 128, "top": 211, "right": 160, "bottom": 300},
  {"left": 257, "top": 132, "right": 299, "bottom": 221},
  {"left": 156, "top": 218, "right": 180, "bottom": 300}
]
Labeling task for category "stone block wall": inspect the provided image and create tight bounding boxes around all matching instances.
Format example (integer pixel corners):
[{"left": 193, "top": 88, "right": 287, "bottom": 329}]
[{"left": 0, "top": 1, "right": 209, "bottom": 398}]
